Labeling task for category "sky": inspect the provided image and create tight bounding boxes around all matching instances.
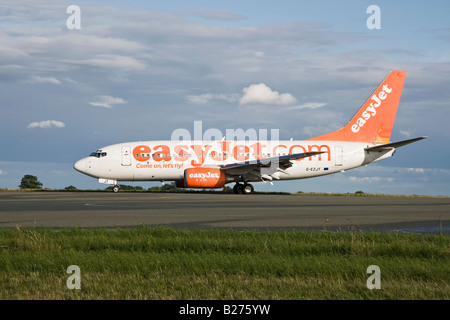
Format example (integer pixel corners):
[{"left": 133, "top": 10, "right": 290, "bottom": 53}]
[{"left": 0, "top": 0, "right": 449, "bottom": 195}]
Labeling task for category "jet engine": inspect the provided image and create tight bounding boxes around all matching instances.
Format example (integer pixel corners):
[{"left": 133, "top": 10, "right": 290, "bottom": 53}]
[{"left": 183, "top": 168, "right": 226, "bottom": 188}]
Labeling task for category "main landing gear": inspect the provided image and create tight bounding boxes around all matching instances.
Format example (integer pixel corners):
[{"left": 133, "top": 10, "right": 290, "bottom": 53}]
[{"left": 233, "top": 183, "right": 254, "bottom": 194}]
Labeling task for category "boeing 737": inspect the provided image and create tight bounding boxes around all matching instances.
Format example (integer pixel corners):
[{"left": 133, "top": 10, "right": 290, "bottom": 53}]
[{"left": 74, "top": 70, "right": 426, "bottom": 194}]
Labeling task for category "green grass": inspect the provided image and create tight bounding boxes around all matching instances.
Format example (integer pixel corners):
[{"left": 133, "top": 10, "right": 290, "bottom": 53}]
[{"left": 0, "top": 227, "right": 449, "bottom": 299}]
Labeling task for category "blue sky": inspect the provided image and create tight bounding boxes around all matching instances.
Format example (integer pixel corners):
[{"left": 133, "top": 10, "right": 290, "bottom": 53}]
[{"left": 1, "top": 0, "right": 449, "bottom": 195}]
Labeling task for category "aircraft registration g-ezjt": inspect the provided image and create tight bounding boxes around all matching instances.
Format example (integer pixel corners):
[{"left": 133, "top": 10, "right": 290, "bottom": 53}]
[{"left": 74, "top": 70, "right": 426, "bottom": 194}]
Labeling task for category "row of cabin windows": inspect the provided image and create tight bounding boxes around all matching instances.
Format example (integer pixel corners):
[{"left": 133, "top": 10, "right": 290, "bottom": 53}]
[{"left": 135, "top": 153, "right": 289, "bottom": 158}]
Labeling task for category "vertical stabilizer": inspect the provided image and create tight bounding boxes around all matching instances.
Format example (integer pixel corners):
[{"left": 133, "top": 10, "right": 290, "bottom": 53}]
[{"left": 308, "top": 71, "right": 407, "bottom": 143}]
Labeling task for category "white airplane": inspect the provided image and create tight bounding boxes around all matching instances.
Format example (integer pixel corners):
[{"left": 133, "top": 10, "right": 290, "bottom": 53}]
[{"left": 74, "top": 70, "right": 426, "bottom": 194}]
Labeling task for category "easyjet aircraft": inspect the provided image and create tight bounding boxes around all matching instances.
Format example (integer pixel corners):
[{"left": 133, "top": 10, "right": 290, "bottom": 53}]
[{"left": 74, "top": 70, "right": 426, "bottom": 194}]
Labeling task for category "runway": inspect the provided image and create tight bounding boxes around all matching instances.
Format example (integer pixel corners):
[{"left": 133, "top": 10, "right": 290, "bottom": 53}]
[{"left": 0, "top": 191, "right": 449, "bottom": 233}]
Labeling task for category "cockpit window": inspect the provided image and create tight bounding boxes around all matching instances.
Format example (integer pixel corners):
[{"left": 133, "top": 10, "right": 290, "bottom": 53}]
[{"left": 89, "top": 150, "right": 107, "bottom": 158}]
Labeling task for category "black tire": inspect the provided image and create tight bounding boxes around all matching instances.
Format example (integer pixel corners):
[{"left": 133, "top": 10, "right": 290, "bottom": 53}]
[
  {"left": 233, "top": 183, "right": 244, "bottom": 194},
  {"left": 113, "top": 185, "right": 120, "bottom": 193},
  {"left": 242, "top": 184, "right": 254, "bottom": 194}
]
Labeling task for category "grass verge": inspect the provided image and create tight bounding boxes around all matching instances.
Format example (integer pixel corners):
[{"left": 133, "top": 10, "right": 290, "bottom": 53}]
[{"left": 0, "top": 227, "right": 449, "bottom": 299}]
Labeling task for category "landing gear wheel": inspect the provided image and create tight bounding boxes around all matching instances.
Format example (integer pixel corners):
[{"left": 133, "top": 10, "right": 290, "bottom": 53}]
[
  {"left": 113, "top": 185, "right": 120, "bottom": 193},
  {"left": 242, "top": 183, "right": 254, "bottom": 194},
  {"left": 233, "top": 183, "right": 244, "bottom": 194},
  {"left": 233, "top": 183, "right": 254, "bottom": 194}
]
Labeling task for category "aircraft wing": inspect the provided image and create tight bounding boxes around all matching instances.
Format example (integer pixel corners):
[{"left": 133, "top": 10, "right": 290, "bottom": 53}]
[
  {"left": 219, "top": 151, "right": 324, "bottom": 177},
  {"left": 365, "top": 136, "right": 427, "bottom": 152}
]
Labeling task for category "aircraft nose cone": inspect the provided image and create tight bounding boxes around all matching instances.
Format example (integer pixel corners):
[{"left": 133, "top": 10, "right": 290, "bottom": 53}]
[{"left": 74, "top": 158, "right": 87, "bottom": 173}]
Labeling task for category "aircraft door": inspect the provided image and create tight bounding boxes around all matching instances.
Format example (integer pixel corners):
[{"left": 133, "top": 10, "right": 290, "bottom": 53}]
[
  {"left": 335, "top": 146, "right": 343, "bottom": 166},
  {"left": 121, "top": 146, "right": 132, "bottom": 166}
]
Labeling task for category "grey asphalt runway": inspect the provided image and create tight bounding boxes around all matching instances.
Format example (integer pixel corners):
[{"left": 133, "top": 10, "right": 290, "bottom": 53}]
[{"left": 0, "top": 191, "right": 449, "bottom": 233}]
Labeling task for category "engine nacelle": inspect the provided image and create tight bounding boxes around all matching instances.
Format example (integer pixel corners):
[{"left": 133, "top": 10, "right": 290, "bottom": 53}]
[{"left": 184, "top": 168, "right": 226, "bottom": 189}]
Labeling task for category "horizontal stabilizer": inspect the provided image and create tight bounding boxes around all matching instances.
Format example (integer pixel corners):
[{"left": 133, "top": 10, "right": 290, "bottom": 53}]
[{"left": 365, "top": 136, "right": 427, "bottom": 152}]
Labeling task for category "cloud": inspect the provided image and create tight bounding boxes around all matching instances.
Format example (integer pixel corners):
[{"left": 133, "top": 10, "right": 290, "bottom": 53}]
[
  {"left": 404, "top": 167, "right": 450, "bottom": 177},
  {"left": 349, "top": 176, "right": 395, "bottom": 183},
  {"left": 239, "top": 83, "right": 296, "bottom": 106},
  {"left": 28, "top": 76, "right": 61, "bottom": 85},
  {"left": 64, "top": 55, "right": 146, "bottom": 71},
  {"left": 27, "top": 120, "right": 66, "bottom": 129},
  {"left": 407, "top": 168, "right": 425, "bottom": 174},
  {"left": 88, "top": 95, "right": 127, "bottom": 108},
  {"left": 186, "top": 93, "right": 239, "bottom": 104},
  {"left": 399, "top": 130, "right": 412, "bottom": 138},
  {"left": 288, "top": 103, "right": 326, "bottom": 110},
  {"left": 302, "top": 123, "right": 341, "bottom": 138},
  {"left": 187, "top": 90, "right": 325, "bottom": 111},
  {"left": 196, "top": 10, "right": 247, "bottom": 21},
  {"left": 0, "top": 169, "right": 5, "bottom": 175}
]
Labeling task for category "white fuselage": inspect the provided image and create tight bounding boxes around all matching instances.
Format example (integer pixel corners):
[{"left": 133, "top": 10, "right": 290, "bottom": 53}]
[{"left": 74, "top": 140, "right": 393, "bottom": 184}]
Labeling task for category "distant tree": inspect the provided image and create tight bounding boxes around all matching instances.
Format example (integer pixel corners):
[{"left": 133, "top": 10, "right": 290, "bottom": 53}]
[
  {"left": 119, "top": 185, "right": 136, "bottom": 191},
  {"left": 19, "top": 175, "right": 43, "bottom": 189},
  {"left": 161, "top": 182, "right": 177, "bottom": 191},
  {"left": 147, "top": 183, "right": 178, "bottom": 192},
  {"left": 64, "top": 185, "right": 78, "bottom": 191}
]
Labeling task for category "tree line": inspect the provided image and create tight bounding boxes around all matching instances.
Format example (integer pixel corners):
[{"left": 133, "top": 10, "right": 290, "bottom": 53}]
[{"left": 15, "top": 174, "right": 233, "bottom": 193}]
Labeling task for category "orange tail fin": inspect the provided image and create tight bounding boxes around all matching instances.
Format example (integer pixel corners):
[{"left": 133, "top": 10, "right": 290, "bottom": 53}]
[{"left": 308, "top": 70, "right": 407, "bottom": 143}]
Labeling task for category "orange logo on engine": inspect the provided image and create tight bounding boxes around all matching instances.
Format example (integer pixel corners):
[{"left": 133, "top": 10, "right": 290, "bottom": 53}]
[
  {"left": 133, "top": 145, "right": 151, "bottom": 161},
  {"left": 184, "top": 168, "right": 225, "bottom": 188}
]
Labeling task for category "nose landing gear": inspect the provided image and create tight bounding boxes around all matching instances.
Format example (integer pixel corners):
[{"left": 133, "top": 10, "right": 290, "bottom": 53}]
[{"left": 233, "top": 183, "right": 254, "bottom": 194}]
